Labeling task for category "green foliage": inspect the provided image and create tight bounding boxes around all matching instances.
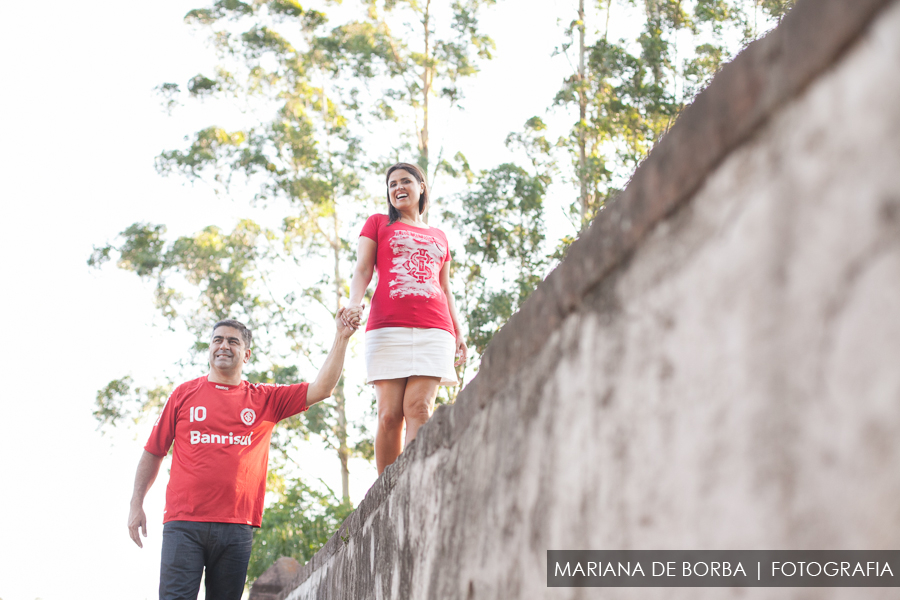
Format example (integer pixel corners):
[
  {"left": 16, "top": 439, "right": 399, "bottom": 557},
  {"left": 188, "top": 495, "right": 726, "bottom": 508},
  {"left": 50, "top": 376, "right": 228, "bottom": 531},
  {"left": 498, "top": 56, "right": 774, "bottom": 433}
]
[
  {"left": 97, "top": 0, "right": 417, "bottom": 511},
  {"left": 91, "top": 220, "right": 273, "bottom": 338},
  {"left": 683, "top": 42, "right": 724, "bottom": 96},
  {"left": 511, "top": 0, "right": 797, "bottom": 233},
  {"left": 759, "top": 0, "right": 795, "bottom": 20},
  {"left": 448, "top": 164, "right": 546, "bottom": 355},
  {"left": 553, "top": 4, "right": 687, "bottom": 228},
  {"left": 455, "top": 0, "right": 796, "bottom": 356},
  {"left": 352, "top": 0, "right": 498, "bottom": 173},
  {"left": 247, "top": 474, "right": 353, "bottom": 583},
  {"left": 94, "top": 376, "right": 173, "bottom": 431},
  {"left": 89, "top": 223, "right": 166, "bottom": 276}
]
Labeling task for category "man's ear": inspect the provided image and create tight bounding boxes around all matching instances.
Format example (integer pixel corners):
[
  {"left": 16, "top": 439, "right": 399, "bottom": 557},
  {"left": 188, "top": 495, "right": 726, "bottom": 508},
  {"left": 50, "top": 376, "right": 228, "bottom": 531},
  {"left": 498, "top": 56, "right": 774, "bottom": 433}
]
[{"left": 244, "top": 348, "right": 252, "bottom": 364}]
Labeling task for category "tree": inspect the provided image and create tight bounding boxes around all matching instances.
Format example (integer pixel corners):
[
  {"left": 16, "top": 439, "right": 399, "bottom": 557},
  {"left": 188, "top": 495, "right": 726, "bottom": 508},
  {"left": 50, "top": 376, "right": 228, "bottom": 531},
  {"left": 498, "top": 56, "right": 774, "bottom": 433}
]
[
  {"left": 88, "top": 220, "right": 338, "bottom": 451},
  {"left": 447, "top": 162, "right": 547, "bottom": 356},
  {"left": 149, "top": 0, "right": 380, "bottom": 502},
  {"left": 354, "top": 0, "right": 497, "bottom": 183},
  {"left": 544, "top": 0, "right": 796, "bottom": 231},
  {"left": 448, "top": 0, "right": 797, "bottom": 356},
  {"left": 247, "top": 472, "right": 353, "bottom": 582}
]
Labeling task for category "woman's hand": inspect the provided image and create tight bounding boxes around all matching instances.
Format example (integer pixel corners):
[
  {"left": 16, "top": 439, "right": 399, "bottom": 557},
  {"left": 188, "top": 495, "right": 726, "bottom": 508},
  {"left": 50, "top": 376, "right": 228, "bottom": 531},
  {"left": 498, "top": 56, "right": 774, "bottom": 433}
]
[{"left": 454, "top": 337, "right": 468, "bottom": 367}]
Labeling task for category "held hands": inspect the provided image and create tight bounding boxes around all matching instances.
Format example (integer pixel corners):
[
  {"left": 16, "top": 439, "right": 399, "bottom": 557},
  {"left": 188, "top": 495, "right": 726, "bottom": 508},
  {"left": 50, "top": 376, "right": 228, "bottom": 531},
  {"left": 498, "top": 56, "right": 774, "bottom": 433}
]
[
  {"left": 338, "top": 303, "right": 466, "bottom": 365},
  {"left": 336, "top": 307, "right": 360, "bottom": 339},
  {"left": 341, "top": 304, "right": 365, "bottom": 331}
]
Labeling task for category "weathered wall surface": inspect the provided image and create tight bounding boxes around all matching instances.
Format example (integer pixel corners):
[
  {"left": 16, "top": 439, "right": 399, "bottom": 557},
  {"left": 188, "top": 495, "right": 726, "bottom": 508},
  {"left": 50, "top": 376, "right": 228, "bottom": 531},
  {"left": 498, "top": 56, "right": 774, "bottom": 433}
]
[{"left": 252, "top": 0, "right": 900, "bottom": 598}]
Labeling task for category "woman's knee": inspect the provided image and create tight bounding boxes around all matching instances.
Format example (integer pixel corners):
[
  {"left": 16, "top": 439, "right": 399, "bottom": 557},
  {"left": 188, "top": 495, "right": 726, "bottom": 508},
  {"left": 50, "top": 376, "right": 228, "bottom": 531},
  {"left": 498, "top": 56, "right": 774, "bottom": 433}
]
[
  {"left": 403, "top": 378, "right": 438, "bottom": 419},
  {"left": 404, "top": 405, "right": 430, "bottom": 426},
  {"left": 403, "top": 395, "right": 434, "bottom": 425},
  {"left": 374, "top": 379, "right": 406, "bottom": 432},
  {"left": 378, "top": 408, "right": 404, "bottom": 432}
]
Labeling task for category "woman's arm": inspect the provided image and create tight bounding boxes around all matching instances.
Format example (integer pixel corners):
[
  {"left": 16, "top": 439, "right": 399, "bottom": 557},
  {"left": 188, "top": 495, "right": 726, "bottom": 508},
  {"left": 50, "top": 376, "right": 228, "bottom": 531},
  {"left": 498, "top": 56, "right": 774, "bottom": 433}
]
[
  {"left": 439, "top": 261, "right": 468, "bottom": 366},
  {"left": 344, "top": 236, "right": 377, "bottom": 328}
]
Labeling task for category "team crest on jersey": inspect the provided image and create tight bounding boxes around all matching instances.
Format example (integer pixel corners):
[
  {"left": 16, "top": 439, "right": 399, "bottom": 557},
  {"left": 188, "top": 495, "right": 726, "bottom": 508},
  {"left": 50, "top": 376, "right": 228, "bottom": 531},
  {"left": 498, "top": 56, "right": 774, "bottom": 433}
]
[
  {"left": 240, "top": 408, "right": 257, "bottom": 426},
  {"left": 388, "top": 230, "right": 444, "bottom": 299}
]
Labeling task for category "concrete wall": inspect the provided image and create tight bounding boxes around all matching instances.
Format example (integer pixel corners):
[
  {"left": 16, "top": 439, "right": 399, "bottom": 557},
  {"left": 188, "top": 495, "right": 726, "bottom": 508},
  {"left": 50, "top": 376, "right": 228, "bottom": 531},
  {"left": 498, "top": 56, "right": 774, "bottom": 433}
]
[{"left": 251, "top": 0, "right": 900, "bottom": 598}]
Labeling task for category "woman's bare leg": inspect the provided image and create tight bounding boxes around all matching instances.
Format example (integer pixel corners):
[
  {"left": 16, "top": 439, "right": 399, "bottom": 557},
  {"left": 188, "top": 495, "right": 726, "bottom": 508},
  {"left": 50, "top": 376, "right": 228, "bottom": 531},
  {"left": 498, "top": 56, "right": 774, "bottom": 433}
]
[
  {"left": 402, "top": 376, "right": 440, "bottom": 447},
  {"left": 374, "top": 378, "right": 407, "bottom": 475}
]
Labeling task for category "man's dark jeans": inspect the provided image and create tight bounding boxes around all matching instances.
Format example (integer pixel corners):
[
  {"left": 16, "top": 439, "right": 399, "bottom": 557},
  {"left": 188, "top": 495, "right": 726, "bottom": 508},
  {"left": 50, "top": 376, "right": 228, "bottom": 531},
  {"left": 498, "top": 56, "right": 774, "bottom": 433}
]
[{"left": 160, "top": 521, "right": 254, "bottom": 600}]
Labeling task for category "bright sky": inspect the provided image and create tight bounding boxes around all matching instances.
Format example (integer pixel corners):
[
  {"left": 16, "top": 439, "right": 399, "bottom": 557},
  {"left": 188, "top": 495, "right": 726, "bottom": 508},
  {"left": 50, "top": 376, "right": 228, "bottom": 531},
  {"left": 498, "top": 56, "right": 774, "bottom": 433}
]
[{"left": 0, "top": 1, "right": 607, "bottom": 598}]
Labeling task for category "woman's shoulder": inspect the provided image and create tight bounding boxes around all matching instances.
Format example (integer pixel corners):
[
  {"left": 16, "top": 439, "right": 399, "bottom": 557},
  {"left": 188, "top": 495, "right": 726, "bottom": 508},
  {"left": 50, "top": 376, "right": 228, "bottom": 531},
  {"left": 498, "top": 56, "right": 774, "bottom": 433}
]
[
  {"left": 360, "top": 213, "right": 389, "bottom": 237},
  {"left": 364, "top": 213, "right": 389, "bottom": 225},
  {"left": 427, "top": 223, "right": 449, "bottom": 239}
]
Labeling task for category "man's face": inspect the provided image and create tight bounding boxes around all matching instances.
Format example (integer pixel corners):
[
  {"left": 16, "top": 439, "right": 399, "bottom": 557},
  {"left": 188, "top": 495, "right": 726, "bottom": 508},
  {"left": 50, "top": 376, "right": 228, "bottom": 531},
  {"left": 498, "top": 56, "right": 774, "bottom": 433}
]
[{"left": 209, "top": 326, "right": 250, "bottom": 373}]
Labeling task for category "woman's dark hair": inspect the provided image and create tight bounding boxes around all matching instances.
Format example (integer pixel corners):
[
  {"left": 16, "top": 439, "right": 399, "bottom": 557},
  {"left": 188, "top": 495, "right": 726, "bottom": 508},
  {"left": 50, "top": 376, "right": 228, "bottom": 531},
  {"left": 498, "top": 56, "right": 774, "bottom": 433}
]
[{"left": 385, "top": 162, "right": 428, "bottom": 225}]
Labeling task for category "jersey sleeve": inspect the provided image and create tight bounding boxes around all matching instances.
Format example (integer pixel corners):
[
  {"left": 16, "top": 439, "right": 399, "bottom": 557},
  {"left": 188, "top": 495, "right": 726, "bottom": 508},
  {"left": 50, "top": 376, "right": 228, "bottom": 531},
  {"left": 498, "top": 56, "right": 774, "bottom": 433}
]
[
  {"left": 268, "top": 383, "right": 310, "bottom": 422},
  {"left": 144, "top": 389, "right": 179, "bottom": 457},
  {"left": 359, "top": 214, "right": 382, "bottom": 241}
]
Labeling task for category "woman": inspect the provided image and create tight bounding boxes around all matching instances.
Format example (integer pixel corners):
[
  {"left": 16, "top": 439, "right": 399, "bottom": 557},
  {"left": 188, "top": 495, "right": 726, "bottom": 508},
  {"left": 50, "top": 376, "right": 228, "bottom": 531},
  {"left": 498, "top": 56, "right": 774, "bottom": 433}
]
[{"left": 344, "top": 162, "right": 467, "bottom": 474}]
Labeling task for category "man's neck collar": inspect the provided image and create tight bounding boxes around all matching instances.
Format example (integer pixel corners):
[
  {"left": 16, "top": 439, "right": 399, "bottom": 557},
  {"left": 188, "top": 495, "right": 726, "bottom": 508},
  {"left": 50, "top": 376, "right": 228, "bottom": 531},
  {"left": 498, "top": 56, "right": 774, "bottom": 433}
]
[{"left": 207, "top": 371, "right": 243, "bottom": 386}]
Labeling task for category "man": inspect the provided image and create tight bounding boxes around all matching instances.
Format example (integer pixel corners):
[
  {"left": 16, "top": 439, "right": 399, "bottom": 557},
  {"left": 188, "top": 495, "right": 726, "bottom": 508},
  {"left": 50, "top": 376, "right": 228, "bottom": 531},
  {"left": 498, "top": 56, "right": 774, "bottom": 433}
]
[{"left": 127, "top": 310, "right": 356, "bottom": 600}]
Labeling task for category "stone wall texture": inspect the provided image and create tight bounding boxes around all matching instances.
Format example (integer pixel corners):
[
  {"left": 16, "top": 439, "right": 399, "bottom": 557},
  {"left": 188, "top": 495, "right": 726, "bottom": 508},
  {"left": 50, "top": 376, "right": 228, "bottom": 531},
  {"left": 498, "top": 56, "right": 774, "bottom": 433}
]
[{"left": 251, "top": 0, "right": 900, "bottom": 598}]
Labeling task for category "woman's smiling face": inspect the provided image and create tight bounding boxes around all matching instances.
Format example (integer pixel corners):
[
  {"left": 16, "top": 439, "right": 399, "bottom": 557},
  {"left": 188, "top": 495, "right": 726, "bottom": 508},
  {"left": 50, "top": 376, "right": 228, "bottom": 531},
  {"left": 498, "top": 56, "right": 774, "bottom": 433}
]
[{"left": 387, "top": 169, "right": 424, "bottom": 213}]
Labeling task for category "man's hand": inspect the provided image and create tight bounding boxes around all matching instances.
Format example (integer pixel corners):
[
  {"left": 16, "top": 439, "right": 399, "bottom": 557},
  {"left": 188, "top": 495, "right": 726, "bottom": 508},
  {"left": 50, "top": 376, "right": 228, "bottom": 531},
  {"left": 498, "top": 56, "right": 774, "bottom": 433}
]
[
  {"left": 336, "top": 306, "right": 358, "bottom": 339},
  {"left": 128, "top": 503, "right": 148, "bottom": 548},
  {"left": 128, "top": 450, "right": 163, "bottom": 548}
]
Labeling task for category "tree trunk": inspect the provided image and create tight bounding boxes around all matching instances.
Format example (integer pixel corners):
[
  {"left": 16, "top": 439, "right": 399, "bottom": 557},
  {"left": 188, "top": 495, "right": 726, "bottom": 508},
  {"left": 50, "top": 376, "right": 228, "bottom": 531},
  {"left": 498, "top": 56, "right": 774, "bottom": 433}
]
[
  {"left": 420, "top": 0, "right": 432, "bottom": 178},
  {"left": 578, "top": 0, "right": 589, "bottom": 226},
  {"left": 333, "top": 176, "right": 350, "bottom": 502}
]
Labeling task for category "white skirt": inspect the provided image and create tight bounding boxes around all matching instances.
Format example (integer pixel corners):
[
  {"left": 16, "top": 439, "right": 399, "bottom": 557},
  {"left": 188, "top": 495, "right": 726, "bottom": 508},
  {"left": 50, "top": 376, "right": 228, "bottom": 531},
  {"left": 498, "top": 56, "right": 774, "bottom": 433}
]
[{"left": 365, "top": 327, "right": 458, "bottom": 386}]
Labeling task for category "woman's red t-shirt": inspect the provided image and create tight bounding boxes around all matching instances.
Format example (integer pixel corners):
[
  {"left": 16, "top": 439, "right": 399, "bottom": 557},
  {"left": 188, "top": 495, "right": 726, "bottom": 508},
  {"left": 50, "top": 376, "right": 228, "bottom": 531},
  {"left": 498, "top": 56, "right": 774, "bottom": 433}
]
[{"left": 359, "top": 213, "right": 455, "bottom": 336}]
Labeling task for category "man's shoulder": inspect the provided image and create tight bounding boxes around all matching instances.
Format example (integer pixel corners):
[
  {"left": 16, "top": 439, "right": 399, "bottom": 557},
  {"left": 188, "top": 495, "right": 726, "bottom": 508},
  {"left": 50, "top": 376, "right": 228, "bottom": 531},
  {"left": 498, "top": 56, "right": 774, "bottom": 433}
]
[
  {"left": 246, "top": 381, "right": 309, "bottom": 402},
  {"left": 246, "top": 381, "right": 306, "bottom": 392},
  {"left": 172, "top": 376, "right": 207, "bottom": 396}
]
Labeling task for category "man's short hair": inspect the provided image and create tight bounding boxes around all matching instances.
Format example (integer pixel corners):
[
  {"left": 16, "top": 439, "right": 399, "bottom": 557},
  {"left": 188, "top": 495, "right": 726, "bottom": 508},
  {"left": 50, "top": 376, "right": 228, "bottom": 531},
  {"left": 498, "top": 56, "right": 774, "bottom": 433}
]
[{"left": 211, "top": 319, "right": 253, "bottom": 348}]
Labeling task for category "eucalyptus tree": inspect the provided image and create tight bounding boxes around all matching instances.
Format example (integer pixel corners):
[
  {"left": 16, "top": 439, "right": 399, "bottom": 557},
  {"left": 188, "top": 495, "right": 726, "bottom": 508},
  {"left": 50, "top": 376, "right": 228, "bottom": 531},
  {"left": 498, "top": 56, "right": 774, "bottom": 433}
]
[
  {"left": 88, "top": 218, "right": 339, "bottom": 446},
  {"left": 93, "top": 0, "right": 506, "bottom": 497},
  {"left": 89, "top": 219, "right": 281, "bottom": 417},
  {"left": 92, "top": 0, "right": 387, "bottom": 507},
  {"left": 355, "top": 0, "right": 498, "bottom": 183},
  {"left": 548, "top": 0, "right": 796, "bottom": 231},
  {"left": 446, "top": 161, "right": 547, "bottom": 357},
  {"left": 90, "top": 5, "right": 378, "bottom": 582},
  {"left": 449, "top": 0, "right": 797, "bottom": 359}
]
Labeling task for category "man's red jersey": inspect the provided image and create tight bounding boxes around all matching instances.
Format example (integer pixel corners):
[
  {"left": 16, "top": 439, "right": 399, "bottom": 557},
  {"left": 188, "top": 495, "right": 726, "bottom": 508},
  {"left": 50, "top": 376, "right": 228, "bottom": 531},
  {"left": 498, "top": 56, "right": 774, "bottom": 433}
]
[{"left": 145, "top": 376, "right": 309, "bottom": 527}]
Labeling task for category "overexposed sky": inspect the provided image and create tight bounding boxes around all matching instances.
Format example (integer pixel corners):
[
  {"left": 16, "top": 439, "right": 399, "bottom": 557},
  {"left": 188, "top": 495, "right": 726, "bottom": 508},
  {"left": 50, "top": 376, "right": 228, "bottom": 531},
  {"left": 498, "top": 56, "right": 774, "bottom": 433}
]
[{"left": 0, "top": 1, "right": 594, "bottom": 598}]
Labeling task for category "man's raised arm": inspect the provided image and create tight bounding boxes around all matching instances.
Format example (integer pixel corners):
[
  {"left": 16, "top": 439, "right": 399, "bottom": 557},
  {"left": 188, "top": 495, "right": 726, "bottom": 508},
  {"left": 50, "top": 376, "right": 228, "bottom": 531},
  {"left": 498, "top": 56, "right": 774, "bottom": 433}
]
[
  {"left": 307, "top": 307, "right": 357, "bottom": 405},
  {"left": 128, "top": 450, "right": 164, "bottom": 548}
]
